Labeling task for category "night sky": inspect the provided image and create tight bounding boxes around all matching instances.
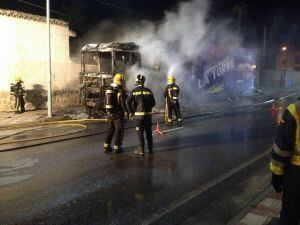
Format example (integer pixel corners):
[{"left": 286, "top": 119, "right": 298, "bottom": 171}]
[{"left": 1, "top": 0, "right": 300, "bottom": 48}]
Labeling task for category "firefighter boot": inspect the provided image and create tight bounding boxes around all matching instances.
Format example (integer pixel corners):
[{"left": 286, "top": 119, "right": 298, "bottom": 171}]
[
  {"left": 134, "top": 147, "right": 144, "bottom": 155},
  {"left": 167, "top": 118, "right": 173, "bottom": 126},
  {"left": 177, "top": 118, "right": 182, "bottom": 125},
  {"left": 103, "top": 143, "right": 112, "bottom": 153},
  {"left": 114, "top": 145, "right": 123, "bottom": 154}
]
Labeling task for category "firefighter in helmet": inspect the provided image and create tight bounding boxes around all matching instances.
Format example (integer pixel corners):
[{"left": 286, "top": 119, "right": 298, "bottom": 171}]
[
  {"left": 270, "top": 101, "right": 300, "bottom": 224},
  {"left": 126, "top": 74, "right": 156, "bottom": 155},
  {"left": 164, "top": 75, "right": 182, "bottom": 125},
  {"left": 11, "top": 76, "right": 26, "bottom": 113},
  {"left": 103, "top": 73, "right": 128, "bottom": 153}
]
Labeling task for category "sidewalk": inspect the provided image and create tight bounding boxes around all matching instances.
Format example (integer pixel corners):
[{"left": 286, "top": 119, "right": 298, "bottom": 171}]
[
  {"left": 0, "top": 90, "right": 268, "bottom": 128},
  {"left": 231, "top": 187, "right": 281, "bottom": 225},
  {"left": 0, "top": 107, "right": 87, "bottom": 128},
  {"left": 0, "top": 87, "right": 298, "bottom": 128}
]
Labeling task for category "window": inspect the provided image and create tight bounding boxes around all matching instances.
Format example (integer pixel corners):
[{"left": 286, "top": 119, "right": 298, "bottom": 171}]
[
  {"left": 83, "top": 52, "right": 98, "bottom": 73},
  {"left": 99, "top": 52, "right": 112, "bottom": 74}
]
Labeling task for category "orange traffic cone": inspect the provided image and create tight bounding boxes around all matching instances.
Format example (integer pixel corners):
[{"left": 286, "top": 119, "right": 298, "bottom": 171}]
[
  {"left": 270, "top": 103, "right": 278, "bottom": 112},
  {"left": 153, "top": 122, "right": 164, "bottom": 135}
]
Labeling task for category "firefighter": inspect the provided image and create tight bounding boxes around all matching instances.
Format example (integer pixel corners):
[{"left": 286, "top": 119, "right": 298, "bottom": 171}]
[
  {"left": 126, "top": 74, "right": 156, "bottom": 155},
  {"left": 103, "top": 73, "right": 128, "bottom": 153},
  {"left": 164, "top": 75, "right": 182, "bottom": 125},
  {"left": 270, "top": 101, "right": 300, "bottom": 224},
  {"left": 11, "top": 76, "right": 25, "bottom": 113}
]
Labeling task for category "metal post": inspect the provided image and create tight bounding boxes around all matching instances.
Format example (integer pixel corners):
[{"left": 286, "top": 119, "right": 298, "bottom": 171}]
[
  {"left": 259, "top": 26, "right": 267, "bottom": 87},
  {"left": 47, "top": 0, "right": 52, "bottom": 117},
  {"left": 262, "top": 26, "right": 267, "bottom": 67},
  {"left": 283, "top": 49, "right": 288, "bottom": 87}
]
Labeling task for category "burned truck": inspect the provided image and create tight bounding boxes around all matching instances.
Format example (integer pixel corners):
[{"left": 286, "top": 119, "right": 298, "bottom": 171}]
[{"left": 79, "top": 42, "right": 140, "bottom": 117}]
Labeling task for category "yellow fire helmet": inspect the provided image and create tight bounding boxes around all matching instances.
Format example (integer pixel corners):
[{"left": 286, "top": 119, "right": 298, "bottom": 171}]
[
  {"left": 113, "top": 73, "right": 124, "bottom": 85},
  {"left": 15, "top": 75, "right": 22, "bottom": 83},
  {"left": 168, "top": 75, "right": 175, "bottom": 84}
]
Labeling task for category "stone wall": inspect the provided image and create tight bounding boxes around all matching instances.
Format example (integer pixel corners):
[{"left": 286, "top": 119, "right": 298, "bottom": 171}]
[
  {"left": 0, "top": 90, "right": 80, "bottom": 112},
  {"left": 52, "top": 90, "right": 80, "bottom": 108},
  {"left": 0, "top": 92, "right": 11, "bottom": 111}
]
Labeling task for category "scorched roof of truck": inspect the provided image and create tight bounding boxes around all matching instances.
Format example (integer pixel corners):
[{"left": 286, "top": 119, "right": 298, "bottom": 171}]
[{"left": 81, "top": 42, "right": 140, "bottom": 52}]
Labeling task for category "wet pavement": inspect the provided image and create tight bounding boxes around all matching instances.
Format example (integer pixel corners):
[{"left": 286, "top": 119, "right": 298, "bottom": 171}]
[
  {"left": 0, "top": 121, "right": 107, "bottom": 151},
  {"left": 0, "top": 91, "right": 298, "bottom": 225}
]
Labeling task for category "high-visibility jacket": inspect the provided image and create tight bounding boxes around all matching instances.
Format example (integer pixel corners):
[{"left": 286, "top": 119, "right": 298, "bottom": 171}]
[
  {"left": 104, "top": 85, "right": 127, "bottom": 116},
  {"left": 164, "top": 84, "right": 180, "bottom": 102},
  {"left": 126, "top": 85, "right": 156, "bottom": 116},
  {"left": 270, "top": 102, "right": 300, "bottom": 175}
]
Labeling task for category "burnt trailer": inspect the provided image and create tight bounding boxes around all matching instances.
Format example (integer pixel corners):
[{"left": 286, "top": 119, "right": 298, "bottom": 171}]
[{"left": 79, "top": 42, "right": 140, "bottom": 117}]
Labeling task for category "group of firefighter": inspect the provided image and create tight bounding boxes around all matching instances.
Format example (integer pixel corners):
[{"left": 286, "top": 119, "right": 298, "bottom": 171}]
[
  {"left": 9, "top": 73, "right": 300, "bottom": 224},
  {"left": 103, "top": 73, "right": 182, "bottom": 155}
]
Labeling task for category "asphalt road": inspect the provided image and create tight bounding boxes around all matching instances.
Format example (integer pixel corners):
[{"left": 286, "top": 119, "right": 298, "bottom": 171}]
[{"left": 0, "top": 97, "right": 293, "bottom": 225}]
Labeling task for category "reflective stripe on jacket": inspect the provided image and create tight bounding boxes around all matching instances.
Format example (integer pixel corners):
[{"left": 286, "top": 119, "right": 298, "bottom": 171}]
[
  {"left": 164, "top": 84, "right": 180, "bottom": 101},
  {"left": 270, "top": 103, "right": 299, "bottom": 175},
  {"left": 126, "top": 85, "right": 156, "bottom": 116}
]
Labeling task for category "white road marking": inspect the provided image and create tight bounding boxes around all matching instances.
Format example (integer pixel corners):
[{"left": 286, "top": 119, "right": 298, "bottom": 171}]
[
  {"left": 0, "top": 158, "right": 39, "bottom": 186},
  {"left": 141, "top": 149, "right": 271, "bottom": 225},
  {"left": 161, "top": 126, "right": 185, "bottom": 133},
  {"left": 153, "top": 126, "right": 185, "bottom": 136},
  {"left": 0, "top": 158, "right": 39, "bottom": 173},
  {"left": 0, "top": 175, "right": 33, "bottom": 186}
]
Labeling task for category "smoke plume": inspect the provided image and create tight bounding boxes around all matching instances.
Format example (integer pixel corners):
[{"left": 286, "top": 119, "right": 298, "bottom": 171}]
[{"left": 82, "top": 0, "right": 255, "bottom": 108}]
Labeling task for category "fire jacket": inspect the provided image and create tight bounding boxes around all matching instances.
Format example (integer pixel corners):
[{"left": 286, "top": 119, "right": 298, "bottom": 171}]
[
  {"left": 13, "top": 81, "right": 25, "bottom": 97},
  {"left": 164, "top": 84, "right": 180, "bottom": 102},
  {"left": 126, "top": 85, "right": 156, "bottom": 116},
  {"left": 104, "top": 85, "right": 127, "bottom": 116},
  {"left": 270, "top": 102, "right": 300, "bottom": 175}
]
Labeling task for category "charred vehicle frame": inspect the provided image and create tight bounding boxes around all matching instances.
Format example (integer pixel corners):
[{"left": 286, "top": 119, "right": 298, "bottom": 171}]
[{"left": 79, "top": 42, "right": 140, "bottom": 117}]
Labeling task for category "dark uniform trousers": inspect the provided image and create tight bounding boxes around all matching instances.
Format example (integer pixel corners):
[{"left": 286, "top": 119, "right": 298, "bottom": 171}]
[
  {"left": 15, "top": 96, "right": 25, "bottom": 112},
  {"left": 14, "top": 82, "right": 25, "bottom": 112},
  {"left": 105, "top": 115, "right": 125, "bottom": 150},
  {"left": 280, "top": 164, "right": 300, "bottom": 225},
  {"left": 135, "top": 115, "right": 153, "bottom": 151},
  {"left": 168, "top": 100, "right": 181, "bottom": 121}
]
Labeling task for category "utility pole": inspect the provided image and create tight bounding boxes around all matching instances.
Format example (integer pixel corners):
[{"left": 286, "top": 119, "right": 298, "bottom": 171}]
[
  {"left": 46, "top": 0, "right": 52, "bottom": 117},
  {"left": 259, "top": 25, "right": 267, "bottom": 87},
  {"left": 262, "top": 26, "right": 267, "bottom": 67},
  {"left": 280, "top": 46, "right": 288, "bottom": 87}
]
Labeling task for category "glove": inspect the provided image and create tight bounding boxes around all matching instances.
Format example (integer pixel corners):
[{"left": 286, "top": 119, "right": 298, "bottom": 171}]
[
  {"left": 271, "top": 173, "right": 283, "bottom": 193},
  {"left": 128, "top": 113, "right": 134, "bottom": 119},
  {"left": 124, "top": 112, "right": 129, "bottom": 121},
  {"left": 106, "top": 111, "right": 113, "bottom": 119}
]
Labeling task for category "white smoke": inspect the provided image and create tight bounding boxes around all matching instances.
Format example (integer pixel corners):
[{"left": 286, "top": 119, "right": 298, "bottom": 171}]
[{"left": 81, "top": 0, "right": 255, "bottom": 108}]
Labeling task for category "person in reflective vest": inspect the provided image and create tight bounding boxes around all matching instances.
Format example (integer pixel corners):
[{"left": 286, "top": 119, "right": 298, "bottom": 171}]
[
  {"left": 270, "top": 101, "right": 300, "bottom": 224},
  {"left": 11, "top": 76, "right": 25, "bottom": 113},
  {"left": 103, "top": 73, "right": 128, "bottom": 153},
  {"left": 164, "top": 75, "right": 182, "bottom": 125},
  {"left": 126, "top": 74, "right": 156, "bottom": 155}
]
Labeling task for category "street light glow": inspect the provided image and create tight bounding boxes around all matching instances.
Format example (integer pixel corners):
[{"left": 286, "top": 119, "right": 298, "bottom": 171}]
[{"left": 282, "top": 46, "right": 287, "bottom": 51}]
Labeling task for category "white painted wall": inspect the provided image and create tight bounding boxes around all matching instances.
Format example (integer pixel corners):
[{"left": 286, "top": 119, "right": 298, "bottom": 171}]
[{"left": 0, "top": 10, "right": 79, "bottom": 92}]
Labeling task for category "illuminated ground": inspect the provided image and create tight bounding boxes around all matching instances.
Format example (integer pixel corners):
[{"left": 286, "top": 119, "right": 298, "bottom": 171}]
[{"left": 0, "top": 94, "right": 296, "bottom": 225}]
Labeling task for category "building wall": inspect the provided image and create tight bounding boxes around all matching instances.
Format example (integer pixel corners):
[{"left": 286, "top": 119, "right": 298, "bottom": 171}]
[
  {"left": 0, "top": 10, "right": 81, "bottom": 111},
  {"left": 260, "top": 69, "right": 300, "bottom": 87},
  {"left": 276, "top": 50, "right": 300, "bottom": 71}
]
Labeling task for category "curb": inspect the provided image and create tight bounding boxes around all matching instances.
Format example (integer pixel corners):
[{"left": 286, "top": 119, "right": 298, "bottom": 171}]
[
  {"left": 141, "top": 149, "right": 271, "bottom": 225},
  {"left": 227, "top": 186, "right": 274, "bottom": 225}
]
